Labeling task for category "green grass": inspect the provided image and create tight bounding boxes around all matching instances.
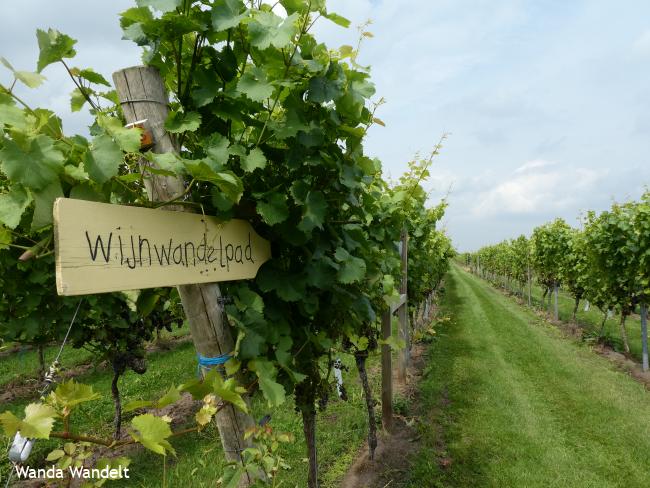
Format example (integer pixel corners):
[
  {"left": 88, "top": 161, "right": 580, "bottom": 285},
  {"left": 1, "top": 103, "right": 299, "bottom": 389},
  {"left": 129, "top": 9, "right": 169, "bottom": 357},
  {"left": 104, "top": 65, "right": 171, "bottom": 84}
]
[
  {"left": 499, "top": 274, "right": 644, "bottom": 361},
  {"left": 410, "top": 265, "right": 650, "bottom": 487},
  {"left": 0, "top": 323, "right": 190, "bottom": 389},
  {"left": 0, "top": 335, "right": 381, "bottom": 487},
  {"left": 0, "top": 344, "right": 93, "bottom": 388}
]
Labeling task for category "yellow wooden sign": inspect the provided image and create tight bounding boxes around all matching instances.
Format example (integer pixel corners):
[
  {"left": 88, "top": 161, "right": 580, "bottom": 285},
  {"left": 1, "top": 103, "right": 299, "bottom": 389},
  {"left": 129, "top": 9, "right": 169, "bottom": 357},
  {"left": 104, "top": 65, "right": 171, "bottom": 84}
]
[{"left": 53, "top": 198, "right": 271, "bottom": 296}]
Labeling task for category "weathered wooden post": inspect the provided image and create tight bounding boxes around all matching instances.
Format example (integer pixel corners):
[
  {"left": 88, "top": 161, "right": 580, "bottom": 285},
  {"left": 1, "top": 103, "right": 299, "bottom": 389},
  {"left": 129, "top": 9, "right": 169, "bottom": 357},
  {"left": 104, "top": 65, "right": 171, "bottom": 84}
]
[
  {"left": 397, "top": 229, "right": 409, "bottom": 382},
  {"left": 527, "top": 264, "right": 532, "bottom": 307},
  {"left": 112, "top": 66, "right": 258, "bottom": 484},
  {"left": 553, "top": 282, "right": 559, "bottom": 321},
  {"left": 641, "top": 304, "right": 648, "bottom": 372},
  {"left": 381, "top": 310, "right": 392, "bottom": 432}
]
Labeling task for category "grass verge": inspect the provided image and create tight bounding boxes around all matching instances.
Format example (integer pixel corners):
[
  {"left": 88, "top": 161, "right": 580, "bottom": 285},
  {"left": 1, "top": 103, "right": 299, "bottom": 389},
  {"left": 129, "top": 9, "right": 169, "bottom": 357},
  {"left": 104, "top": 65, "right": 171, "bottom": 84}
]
[{"left": 409, "top": 265, "right": 650, "bottom": 488}]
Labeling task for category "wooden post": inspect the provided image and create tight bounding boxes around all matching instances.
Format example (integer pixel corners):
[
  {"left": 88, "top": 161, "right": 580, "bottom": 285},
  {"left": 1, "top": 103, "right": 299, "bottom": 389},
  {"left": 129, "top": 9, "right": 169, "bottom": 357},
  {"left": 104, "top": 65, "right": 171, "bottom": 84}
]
[
  {"left": 554, "top": 282, "right": 559, "bottom": 321},
  {"left": 397, "top": 229, "right": 409, "bottom": 382},
  {"left": 527, "top": 264, "right": 532, "bottom": 307},
  {"left": 381, "top": 310, "right": 392, "bottom": 432},
  {"left": 641, "top": 304, "right": 648, "bottom": 372},
  {"left": 113, "top": 66, "right": 258, "bottom": 484}
]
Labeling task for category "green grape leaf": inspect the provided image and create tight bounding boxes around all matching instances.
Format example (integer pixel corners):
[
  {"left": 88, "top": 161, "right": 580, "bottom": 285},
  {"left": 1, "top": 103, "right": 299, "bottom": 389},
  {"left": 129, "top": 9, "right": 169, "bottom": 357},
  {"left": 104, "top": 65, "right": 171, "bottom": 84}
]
[
  {"left": 69, "top": 183, "right": 109, "bottom": 203},
  {"left": 211, "top": 0, "right": 247, "bottom": 31},
  {"left": 84, "top": 134, "right": 122, "bottom": 184},
  {"left": 225, "top": 358, "right": 241, "bottom": 376},
  {"left": 258, "top": 376, "right": 286, "bottom": 408},
  {"left": 123, "top": 400, "right": 154, "bottom": 413},
  {"left": 305, "top": 258, "right": 336, "bottom": 288},
  {"left": 241, "top": 148, "right": 267, "bottom": 172},
  {"left": 257, "top": 192, "right": 289, "bottom": 226},
  {"left": 70, "top": 88, "right": 87, "bottom": 112},
  {"left": 184, "top": 161, "right": 243, "bottom": 203},
  {"left": 0, "top": 403, "right": 57, "bottom": 439},
  {"left": 31, "top": 179, "right": 63, "bottom": 230},
  {"left": 46, "top": 449, "right": 65, "bottom": 462},
  {"left": 77, "top": 68, "right": 110, "bottom": 86},
  {"left": 212, "top": 377, "right": 248, "bottom": 413},
  {"left": 0, "top": 135, "right": 65, "bottom": 190},
  {"left": 15, "top": 70, "right": 46, "bottom": 88},
  {"left": 23, "top": 404, "right": 57, "bottom": 438},
  {"left": 236, "top": 67, "right": 273, "bottom": 102},
  {"left": 248, "top": 359, "right": 285, "bottom": 407},
  {"left": 147, "top": 152, "right": 186, "bottom": 174},
  {"left": 0, "top": 226, "right": 11, "bottom": 250},
  {"left": 195, "top": 404, "right": 217, "bottom": 426},
  {"left": 0, "top": 411, "right": 20, "bottom": 437},
  {"left": 191, "top": 68, "right": 220, "bottom": 107},
  {"left": 122, "top": 22, "right": 148, "bottom": 45},
  {"left": 334, "top": 247, "right": 366, "bottom": 284},
  {"left": 205, "top": 134, "right": 230, "bottom": 163},
  {"left": 129, "top": 414, "right": 175, "bottom": 456},
  {"left": 298, "top": 190, "right": 327, "bottom": 233},
  {"left": 324, "top": 12, "right": 351, "bottom": 28},
  {"left": 136, "top": 0, "right": 182, "bottom": 13},
  {"left": 36, "top": 28, "right": 77, "bottom": 72},
  {"left": 52, "top": 380, "right": 101, "bottom": 409},
  {"left": 308, "top": 76, "right": 342, "bottom": 103},
  {"left": 164, "top": 110, "right": 201, "bottom": 133},
  {"left": 235, "top": 287, "right": 264, "bottom": 314},
  {"left": 97, "top": 115, "right": 142, "bottom": 152},
  {"left": 280, "top": 0, "right": 308, "bottom": 14},
  {"left": 248, "top": 11, "right": 299, "bottom": 50},
  {"left": 179, "top": 378, "right": 211, "bottom": 400},
  {"left": 156, "top": 386, "right": 181, "bottom": 409},
  {"left": 289, "top": 180, "right": 309, "bottom": 204},
  {"left": 0, "top": 185, "right": 32, "bottom": 229},
  {"left": 0, "top": 103, "right": 29, "bottom": 130},
  {"left": 219, "top": 467, "right": 243, "bottom": 488}
]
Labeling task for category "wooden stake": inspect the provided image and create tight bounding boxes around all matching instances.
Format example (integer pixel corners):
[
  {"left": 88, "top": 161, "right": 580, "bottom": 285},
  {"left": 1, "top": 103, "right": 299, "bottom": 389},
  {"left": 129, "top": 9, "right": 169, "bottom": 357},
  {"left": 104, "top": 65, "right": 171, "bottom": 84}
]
[
  {"left": 113, "top": 66, "right": 258, "bottom": 484},
  {"left": 397, "top": 229, "right": 409, "bottom": 383},
  {"left": 527, "top": 264, "right": 532, "bottom": 307},
  {"left": 381, "top": 310, "right": 392, "bottom": 432},
  {"left": 641, "top": 304, "right": 648, "bottom": 372}
]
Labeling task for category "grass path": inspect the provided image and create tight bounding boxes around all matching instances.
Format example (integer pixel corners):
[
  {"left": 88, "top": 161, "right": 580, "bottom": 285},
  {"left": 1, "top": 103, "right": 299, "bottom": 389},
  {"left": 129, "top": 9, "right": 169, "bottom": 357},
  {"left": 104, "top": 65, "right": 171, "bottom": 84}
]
[{"left": 411, "top": 265, "right": 650, "bottom": 487}]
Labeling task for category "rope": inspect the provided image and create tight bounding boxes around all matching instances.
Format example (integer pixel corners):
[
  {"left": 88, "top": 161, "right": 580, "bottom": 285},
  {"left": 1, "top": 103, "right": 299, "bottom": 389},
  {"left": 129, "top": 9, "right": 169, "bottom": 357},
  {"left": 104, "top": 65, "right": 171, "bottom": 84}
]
[
  {"left": 196, "top": 352, "right": 231, "bottom": 376},
  {"left": 4, "top": 463, "right": 14, "bottom": 488},
  {"left": 39, "top": 299, "right": 83, "bottom": 397},
  {"left": 55, "top": 299, "right": 82, "bottom": 364}
]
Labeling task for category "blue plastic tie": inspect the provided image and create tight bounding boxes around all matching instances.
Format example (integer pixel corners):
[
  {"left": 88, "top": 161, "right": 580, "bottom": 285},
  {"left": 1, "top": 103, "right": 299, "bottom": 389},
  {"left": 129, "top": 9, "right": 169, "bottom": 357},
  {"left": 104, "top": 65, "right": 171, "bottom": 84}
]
[{"left": 197, "top": 353, "right": 231, "bottom": 376}]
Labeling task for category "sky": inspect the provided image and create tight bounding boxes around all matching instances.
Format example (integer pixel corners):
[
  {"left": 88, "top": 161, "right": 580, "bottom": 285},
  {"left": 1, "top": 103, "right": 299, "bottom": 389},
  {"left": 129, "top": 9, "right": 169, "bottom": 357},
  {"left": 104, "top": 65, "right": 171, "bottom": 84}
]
[{"left": 1, "top": 0, "right": 649, "bottom": 251}]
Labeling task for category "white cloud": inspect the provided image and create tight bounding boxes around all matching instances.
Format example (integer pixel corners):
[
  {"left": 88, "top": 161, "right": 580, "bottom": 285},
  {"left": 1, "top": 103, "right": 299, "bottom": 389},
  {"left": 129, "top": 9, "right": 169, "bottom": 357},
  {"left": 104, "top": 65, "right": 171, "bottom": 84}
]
[
  {"left": 514, "top": 159, "right": 557, "bottom": 173},
  {"left": 471, "top": 162, "right": 604, "bottom": 217}
]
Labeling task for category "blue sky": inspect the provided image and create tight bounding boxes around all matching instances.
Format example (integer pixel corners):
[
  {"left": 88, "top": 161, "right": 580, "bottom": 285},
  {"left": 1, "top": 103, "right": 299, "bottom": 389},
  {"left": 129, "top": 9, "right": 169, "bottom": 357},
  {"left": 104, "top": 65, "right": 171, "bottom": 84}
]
[{"left": 1, "top": 0, "right": 649, "bottom": 250}]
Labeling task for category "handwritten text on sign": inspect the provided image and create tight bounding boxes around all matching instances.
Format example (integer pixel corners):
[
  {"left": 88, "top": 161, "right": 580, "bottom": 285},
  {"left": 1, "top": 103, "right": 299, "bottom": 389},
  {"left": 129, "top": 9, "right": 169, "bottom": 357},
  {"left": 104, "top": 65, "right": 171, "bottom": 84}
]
[{"left": 54, "top": 198, "right": 271, "bottom": 296}]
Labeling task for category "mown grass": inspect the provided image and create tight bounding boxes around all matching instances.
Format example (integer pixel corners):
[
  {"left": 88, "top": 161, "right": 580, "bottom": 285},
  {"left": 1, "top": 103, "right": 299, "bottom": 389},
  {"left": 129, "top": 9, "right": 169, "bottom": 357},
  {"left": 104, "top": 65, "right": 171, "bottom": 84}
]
[
  {"left": 0, "top": 331, "right": 382, "bottom": 487},
  {"left": 410, "top": 265, "right": 650, "bottom": 487},
  {"left": 0, "top": 323, "right": 190, "bottom": 389},
  {"left": 485, "top": 272, "right": 645, "bottom": 361}
]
